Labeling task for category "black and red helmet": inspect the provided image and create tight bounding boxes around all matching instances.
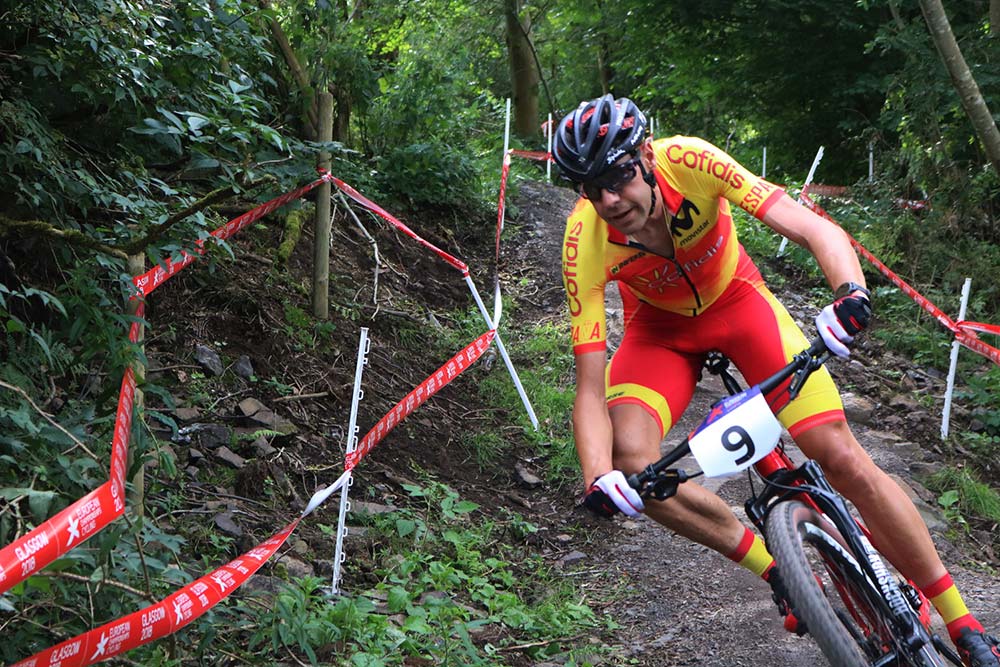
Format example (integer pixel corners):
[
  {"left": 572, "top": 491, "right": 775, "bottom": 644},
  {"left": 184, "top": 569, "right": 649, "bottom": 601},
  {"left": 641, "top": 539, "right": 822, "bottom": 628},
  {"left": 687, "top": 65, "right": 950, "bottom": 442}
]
[{"left": 553, "top": 95, "right": 649, "bottom": 182}]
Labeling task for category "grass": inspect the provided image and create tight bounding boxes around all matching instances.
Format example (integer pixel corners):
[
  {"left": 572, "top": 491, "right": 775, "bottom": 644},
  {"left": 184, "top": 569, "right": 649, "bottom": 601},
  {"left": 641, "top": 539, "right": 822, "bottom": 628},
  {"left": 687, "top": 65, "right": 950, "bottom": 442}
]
[{"left": 924, "top": 466, "right": 1000, "bottom": 532}]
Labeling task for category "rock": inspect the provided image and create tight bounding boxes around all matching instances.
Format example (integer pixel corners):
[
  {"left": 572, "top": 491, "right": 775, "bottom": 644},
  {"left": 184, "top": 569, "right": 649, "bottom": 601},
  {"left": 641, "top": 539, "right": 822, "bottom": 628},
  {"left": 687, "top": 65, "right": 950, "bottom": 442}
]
[
  {"left": 233, "top": 355, "right": 254, "bottom": 379},
  {"left": 842, "top": 393, "right": 876, "bottom": 426},
  {"left": 194, "top": 344, "right": 224, "bottom": 376},
  {"left": 292, "top": 539, "right": 310, "bottom": 557},
  {"left": 559, "top": 550, "right": 587, "bottom": 565},
  {"left": 239, "top": 397, "right": 267, "bottom": 417},
  {"left": 888, "top": 393, "right": 922, "bottom": 412},
  {"left": 252, "top": 436, "right": 277, "bottom": 457},
  {"left": 188, "top": 448, "right": 205, "bottom": 463},
  {"left": 242, "top": 574, "right": 283, "bottom": 599},
  {"left": 174, "top": 406, "right": 202, "bottom": 421},
  {"left": 352, "top": 500, "right": 396, "bottom": 515},
  {"left": 214, "top": 511, "right": 243, "bottom": 537},
  {"left": 278, "top": 556, "right": 313, "bottom": 579},
  {"left": 514, "top": 462, "right": 543, "bottom": 488},
  {"left": 185, "top": 465, "right": 200, "bottom": 479},
  {"left": 214, "top": 446, "right": 246, "bottom": 469},
  {"left": 555, "top": 533, "right": 573, "bottom": 543},
  {"left": 190, "top": 423, "right": 230, "bottom": 449}
]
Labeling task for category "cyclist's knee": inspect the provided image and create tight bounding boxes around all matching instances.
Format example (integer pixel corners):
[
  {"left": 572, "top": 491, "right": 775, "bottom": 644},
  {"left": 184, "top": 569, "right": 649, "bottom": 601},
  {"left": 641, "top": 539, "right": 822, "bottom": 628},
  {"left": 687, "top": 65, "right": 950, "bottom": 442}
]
[{"left": 798, "top": 423, "right": 882, "bottom": 497}]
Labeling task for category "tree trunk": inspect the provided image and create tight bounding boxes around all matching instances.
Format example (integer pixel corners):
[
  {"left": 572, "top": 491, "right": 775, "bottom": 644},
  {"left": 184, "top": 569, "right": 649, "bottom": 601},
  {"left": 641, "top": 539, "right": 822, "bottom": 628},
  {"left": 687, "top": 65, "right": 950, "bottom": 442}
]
[
  {"left": 919, "top": 0, "right": 1000, "bottom": 177},
  {"left": 313, "top": 92, "right": 333, "bottom": 319},
  {"left": 259, "top": 0, "right": 318, "bottom": 139},
  {"left": 504, "top": 0, "right": 540, "bottom": 141},
  {"left": 992, "top": 0, "right": 1000, "bottom": 36},
  {"left": 127, "top": 254, "right": 146, "bottom": 519}
]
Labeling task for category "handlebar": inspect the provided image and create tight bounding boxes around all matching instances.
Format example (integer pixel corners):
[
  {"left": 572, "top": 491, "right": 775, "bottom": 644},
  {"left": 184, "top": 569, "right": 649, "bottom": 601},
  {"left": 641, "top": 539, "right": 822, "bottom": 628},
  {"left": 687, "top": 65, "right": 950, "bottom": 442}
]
[{"left": 627, "top": 336, "right": 831, "bottom": 498}]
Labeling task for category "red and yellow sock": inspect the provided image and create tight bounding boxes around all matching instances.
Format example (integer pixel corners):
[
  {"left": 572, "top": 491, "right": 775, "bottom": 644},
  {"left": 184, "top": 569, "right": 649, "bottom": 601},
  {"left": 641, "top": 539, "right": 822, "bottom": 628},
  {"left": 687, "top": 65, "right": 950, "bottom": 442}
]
[
  {"left": 727, "top": 526, "right": 776, "bottom": 579},
  {"left": 921, "top": 572, "right": 984, "bottom": 643}
]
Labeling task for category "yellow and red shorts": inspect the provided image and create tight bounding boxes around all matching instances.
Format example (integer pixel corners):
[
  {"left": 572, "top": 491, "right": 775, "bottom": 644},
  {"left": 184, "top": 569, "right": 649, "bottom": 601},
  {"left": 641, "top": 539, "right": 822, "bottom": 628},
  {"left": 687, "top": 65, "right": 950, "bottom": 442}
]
[{"left": 606, "top": 256, "right": 844, "bottom": 438}]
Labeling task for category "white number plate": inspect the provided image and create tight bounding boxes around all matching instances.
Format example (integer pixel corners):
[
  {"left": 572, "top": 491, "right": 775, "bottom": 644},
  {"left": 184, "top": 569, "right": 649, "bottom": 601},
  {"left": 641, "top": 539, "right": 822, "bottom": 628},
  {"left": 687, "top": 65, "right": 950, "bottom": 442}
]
[{"left": 688, "top": 386, "right": 782, "bottom": 477}]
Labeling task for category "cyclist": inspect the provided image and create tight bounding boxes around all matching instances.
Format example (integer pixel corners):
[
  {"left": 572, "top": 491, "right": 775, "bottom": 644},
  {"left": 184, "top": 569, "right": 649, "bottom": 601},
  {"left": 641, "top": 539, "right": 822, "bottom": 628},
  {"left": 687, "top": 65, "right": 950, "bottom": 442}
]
[{"left": 553, "top": 94, "right": 1000, "bottom": 667}]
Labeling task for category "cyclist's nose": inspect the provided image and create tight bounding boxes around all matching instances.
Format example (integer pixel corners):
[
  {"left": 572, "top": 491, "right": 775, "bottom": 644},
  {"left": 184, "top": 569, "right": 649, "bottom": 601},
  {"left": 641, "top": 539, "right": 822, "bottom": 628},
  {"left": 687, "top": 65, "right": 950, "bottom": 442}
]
[{"left": 597, "top": 187, "right": 622, "bottom": 206}]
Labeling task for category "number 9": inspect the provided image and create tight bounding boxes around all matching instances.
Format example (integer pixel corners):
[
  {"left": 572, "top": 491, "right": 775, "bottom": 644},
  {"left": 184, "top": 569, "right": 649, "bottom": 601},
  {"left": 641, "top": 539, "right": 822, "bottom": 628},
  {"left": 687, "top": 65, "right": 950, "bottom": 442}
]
[{"left": 722, "top": 426, "right": 755, "bottom": 465}]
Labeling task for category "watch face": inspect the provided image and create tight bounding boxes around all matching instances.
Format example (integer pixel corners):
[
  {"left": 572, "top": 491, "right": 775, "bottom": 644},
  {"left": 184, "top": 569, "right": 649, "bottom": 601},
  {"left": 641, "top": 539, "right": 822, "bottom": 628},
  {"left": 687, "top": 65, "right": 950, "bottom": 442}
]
[{"left": 836, "top": 282, "right": 869, "bottom": 299}]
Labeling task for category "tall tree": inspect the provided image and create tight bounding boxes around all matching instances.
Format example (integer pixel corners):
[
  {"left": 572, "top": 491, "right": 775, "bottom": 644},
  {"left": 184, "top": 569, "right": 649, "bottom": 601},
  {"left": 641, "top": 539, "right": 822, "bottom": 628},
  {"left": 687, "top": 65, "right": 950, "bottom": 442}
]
[
  {"left": 919, "top": 0, "right": 1000, "bottom": 178},
  {"left": 505, "top": 0, "right": 541, "bottom": 140}
]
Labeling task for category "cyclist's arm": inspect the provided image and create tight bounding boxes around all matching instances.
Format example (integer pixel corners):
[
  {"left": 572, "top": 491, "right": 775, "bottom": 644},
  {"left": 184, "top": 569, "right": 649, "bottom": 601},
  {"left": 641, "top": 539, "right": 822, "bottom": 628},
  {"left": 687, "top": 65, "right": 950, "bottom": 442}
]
[
  {"left": 760, "top": 193, "right": 867, "bottom": 293},
  {"left": 572, "top": 350, "right": 614, "bottom": 490}
]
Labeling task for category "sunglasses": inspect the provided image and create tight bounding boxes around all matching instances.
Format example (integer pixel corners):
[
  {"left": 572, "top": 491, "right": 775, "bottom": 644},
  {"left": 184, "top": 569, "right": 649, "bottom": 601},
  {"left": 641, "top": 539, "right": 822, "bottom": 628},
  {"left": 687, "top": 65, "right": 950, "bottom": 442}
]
[{"left": 577, "top": 157, "right": 642, "bottom": 200}]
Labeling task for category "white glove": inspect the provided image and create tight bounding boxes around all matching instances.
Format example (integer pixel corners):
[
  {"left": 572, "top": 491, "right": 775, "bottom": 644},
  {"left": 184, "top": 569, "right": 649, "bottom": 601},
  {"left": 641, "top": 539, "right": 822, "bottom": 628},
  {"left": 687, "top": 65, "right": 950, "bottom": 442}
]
[
  {"left": 583, "top": 470, "right": 645, "bottom": 518},
  {"left": 815, "top": 302, "right": 853, "bottom": 358}
]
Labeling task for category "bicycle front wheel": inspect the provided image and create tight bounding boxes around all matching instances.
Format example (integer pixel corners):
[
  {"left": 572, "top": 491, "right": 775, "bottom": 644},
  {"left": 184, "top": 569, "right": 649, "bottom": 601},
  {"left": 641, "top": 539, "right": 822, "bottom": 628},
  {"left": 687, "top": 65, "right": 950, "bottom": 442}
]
[{"left": 765, "top": 500, "right": 883, "bottom": 666}]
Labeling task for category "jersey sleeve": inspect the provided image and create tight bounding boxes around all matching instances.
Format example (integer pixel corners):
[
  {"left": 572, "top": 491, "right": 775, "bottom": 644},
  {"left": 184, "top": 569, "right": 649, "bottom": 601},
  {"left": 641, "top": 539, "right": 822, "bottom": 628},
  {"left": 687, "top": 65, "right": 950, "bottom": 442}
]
[
  {"left": 658, "top": 136, "right": 784, "bottom": 220},
  {"left": 562, "top": 203, "right": 608, "bottom": 355}
]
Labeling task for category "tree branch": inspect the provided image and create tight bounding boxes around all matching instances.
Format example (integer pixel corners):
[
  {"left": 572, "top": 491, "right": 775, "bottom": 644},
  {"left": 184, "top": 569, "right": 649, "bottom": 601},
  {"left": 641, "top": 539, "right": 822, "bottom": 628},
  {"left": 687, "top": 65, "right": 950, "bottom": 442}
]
[{"left": 0, "top": 216, "right": 128, "bottom": 260}]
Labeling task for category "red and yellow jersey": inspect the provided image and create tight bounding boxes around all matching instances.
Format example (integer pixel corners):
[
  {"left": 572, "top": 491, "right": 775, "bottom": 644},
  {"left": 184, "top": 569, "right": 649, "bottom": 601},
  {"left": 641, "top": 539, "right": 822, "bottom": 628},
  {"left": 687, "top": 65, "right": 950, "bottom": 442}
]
[{"left": 562, "top": 135, "right": 784, "bottom": 354}]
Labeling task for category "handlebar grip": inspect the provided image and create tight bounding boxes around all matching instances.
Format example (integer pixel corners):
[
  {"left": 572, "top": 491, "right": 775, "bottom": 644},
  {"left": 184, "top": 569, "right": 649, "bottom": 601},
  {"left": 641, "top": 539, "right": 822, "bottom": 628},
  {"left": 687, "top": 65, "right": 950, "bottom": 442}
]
[
  {"left": 627, "top": 472, "right": 641, "bottom": 490},
  {"left": 808, "top": 336, "right": 829, "bottom": 357}
]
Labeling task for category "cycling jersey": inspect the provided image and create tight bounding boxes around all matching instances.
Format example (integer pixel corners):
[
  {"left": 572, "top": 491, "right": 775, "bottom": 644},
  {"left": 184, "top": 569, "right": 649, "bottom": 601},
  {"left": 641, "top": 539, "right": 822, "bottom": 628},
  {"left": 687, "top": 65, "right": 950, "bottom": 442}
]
[
  {"left": 561, "top": 135, "right": 845, "bottom": 438},
  {"left": 562, "top": 135, "right": 783, "bottom": 354}
]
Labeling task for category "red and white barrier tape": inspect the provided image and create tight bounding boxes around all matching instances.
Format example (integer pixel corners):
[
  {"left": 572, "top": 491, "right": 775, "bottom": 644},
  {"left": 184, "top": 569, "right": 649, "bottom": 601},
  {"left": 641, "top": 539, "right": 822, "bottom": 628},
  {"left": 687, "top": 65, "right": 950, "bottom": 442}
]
[
  {"left": 345, "top": 330, "right": 496, "bottom": 470},
  {"left": 10, "top": 520, "right": 299, "bottom": 667},
  {"left": 494, "top": 153, "right": 512, "bottom": 325},
  {"left": 510, "top": 149, "right": 551, "bottom": 162},
  {"left": 133, "top": 176, "right": 331, "bottom": 298},
  {"left": 800, "top": 186, "right": 1000, "bottom": 366},
  {"left": 325, "top": 173, "right": 469, "bottom": 275},
  {"left": 1, "top": 177, "right": 332, "bottom": 596}
]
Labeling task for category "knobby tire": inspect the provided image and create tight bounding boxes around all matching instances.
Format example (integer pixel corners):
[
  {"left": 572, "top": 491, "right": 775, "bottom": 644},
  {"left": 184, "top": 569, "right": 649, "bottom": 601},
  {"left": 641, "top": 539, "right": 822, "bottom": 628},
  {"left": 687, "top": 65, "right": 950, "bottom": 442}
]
[{"left": 766, "top": 500, "right": 880, "bottom": 667}]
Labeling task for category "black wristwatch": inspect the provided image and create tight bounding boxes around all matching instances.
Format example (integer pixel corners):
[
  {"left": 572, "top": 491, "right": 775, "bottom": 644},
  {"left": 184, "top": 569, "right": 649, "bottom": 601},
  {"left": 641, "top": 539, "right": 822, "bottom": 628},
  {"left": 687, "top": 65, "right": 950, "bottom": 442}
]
[{"left": 834, "top": 281, "right": 871, "bottom": 300}]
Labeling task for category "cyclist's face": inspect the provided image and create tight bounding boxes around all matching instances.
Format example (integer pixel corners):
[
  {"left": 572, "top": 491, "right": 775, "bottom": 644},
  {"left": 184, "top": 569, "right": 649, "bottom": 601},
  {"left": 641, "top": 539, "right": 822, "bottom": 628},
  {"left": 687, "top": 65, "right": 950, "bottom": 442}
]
[{"left": 586, "top": 144, "right": 658, "bottom": 234}]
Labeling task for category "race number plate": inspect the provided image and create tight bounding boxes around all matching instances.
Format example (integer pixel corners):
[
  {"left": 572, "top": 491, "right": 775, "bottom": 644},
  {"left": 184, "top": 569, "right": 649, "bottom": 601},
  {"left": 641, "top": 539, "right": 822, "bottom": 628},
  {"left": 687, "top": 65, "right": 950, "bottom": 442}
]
[{"left": 688, "top": 386, "right": 782, "bottom": 477}]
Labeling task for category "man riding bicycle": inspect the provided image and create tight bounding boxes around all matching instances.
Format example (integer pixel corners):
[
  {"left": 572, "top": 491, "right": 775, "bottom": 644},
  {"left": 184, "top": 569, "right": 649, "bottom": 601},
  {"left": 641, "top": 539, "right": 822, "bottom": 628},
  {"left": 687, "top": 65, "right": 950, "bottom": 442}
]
[{"left": 552, "top": 94, "right": 1000, "bottom": 667}]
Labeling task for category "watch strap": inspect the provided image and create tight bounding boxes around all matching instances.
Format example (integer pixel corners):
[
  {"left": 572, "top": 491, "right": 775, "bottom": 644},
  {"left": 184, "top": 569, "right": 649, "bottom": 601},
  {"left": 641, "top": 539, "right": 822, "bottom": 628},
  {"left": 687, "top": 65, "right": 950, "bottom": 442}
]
[{"left": 834, "top": 281, "right": 870, "bottom": 300}]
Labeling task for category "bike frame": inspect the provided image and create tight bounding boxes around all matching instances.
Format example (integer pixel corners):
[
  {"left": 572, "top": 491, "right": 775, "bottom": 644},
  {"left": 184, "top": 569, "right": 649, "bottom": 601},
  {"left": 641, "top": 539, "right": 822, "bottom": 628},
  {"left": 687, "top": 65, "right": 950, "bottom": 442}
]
[{"left": 632, "top": 341, "right": 956, "bottom": 664}]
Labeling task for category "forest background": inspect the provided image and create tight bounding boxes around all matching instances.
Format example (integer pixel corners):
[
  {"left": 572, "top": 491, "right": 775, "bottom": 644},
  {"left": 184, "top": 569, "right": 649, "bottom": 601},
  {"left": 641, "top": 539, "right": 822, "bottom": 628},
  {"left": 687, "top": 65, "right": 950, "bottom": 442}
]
[{"left": 2, "top": 0, "right": 1000, "bottom": 665}]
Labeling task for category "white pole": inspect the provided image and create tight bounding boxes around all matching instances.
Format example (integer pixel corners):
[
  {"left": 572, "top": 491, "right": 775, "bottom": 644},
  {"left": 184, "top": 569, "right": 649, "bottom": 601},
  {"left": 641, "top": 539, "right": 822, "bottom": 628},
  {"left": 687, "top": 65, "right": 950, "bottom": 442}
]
[
  {"left": 546, "top": 112, "right": 553, "bottom": 180},
  {"left": 779, "top": 146, "right": 824, "bottom": 256},
  {"left": 762, "top": 146, "right": 767, "bottom": 179},
  {"left": 869, "top": 144, "right": 874, "bottom": 183},
  {"left": 503, "top": 98, "right": 511, "bottom": 166},
  {"left": 942, "top": 279, "right": 972, "bottom": 440},
  {"left": 464, "top": 274, "right": 539, "bottom": 430},
  {"left": 331, "top": 327, "right": 370, "bottom": 594}
]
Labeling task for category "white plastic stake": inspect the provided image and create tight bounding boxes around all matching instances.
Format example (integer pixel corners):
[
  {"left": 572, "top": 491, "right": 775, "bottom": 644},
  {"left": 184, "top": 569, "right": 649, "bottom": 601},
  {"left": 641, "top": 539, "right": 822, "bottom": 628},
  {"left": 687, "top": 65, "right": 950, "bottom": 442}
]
[
  {"left": 330, "top": 327, "right": 370, "bottom": 595},
  {"left": 546, "top": 112, "right": 553, "bottom": 180},
  {"left": 869, "top": 144, "right": 874, "bottom": 183},
  {"left": 464, "top": 274, "right": 539, "bottom": 429},
  {"left": 942, "top": 279, "right": 972, "bottom": 440},
  {"left": 779, "top": 146, "right": 824, "bottom": 256},
  {"left": 503, "top": 98, "right": 511, "bottom": 168},
  {"left": 762, "top": 146, "right": 767, "bottom": 179}
]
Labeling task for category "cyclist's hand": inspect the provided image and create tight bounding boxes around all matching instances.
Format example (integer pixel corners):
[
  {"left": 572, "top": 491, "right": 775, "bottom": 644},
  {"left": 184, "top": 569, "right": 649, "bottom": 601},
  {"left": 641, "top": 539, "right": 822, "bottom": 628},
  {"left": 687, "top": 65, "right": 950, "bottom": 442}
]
[
  {"left": 815, "top": 294, "right": 872, "bottom": 358},
  {"left": 582, "top": 470, "right": 645, "bottom": 518}
]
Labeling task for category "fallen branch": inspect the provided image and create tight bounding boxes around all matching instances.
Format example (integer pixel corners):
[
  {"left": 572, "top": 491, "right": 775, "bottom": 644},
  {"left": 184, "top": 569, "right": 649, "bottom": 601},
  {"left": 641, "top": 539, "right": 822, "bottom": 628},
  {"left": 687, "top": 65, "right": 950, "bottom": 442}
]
[{"left": 0, "top": 216, "right": 127, "bottom": 259}]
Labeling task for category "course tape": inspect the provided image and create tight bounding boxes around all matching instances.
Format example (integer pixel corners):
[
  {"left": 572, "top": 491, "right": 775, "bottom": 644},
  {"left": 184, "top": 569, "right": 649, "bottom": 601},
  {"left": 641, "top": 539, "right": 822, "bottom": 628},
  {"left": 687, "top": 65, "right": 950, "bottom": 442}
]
[
  {"left": 11, "top": 521, "right": 300, "bottom": 667},
  {"left": 133, "top": 176, "right": 331, "bottom": 298},
  {"left": 345, "top": 330, "right": 496, "bottom": 470},
  {"left": 0, "top": 177, "right": 332, "bottom": 596},
  {"left": 510, "top": 149, "right": 551, "bottom": 162},
  {"left": 325, "top": 173, "right": 468, "bottom": 275},
  {"left": 801, "top": 186, "right": 1000, "bottom": 366}
]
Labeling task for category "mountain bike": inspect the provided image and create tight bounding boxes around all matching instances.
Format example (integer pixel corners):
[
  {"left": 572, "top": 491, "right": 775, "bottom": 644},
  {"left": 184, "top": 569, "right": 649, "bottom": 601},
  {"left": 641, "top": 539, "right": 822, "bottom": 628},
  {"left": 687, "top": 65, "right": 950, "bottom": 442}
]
[{"left": 627, "top": 338, "right": 964, "bottom": 667}]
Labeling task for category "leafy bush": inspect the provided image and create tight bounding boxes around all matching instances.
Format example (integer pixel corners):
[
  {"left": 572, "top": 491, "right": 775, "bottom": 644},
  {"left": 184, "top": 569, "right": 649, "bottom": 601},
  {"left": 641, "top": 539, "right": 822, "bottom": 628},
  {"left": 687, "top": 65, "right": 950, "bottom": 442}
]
[{"left": 378, "top": 143, "right": 485, "bottom": 210}]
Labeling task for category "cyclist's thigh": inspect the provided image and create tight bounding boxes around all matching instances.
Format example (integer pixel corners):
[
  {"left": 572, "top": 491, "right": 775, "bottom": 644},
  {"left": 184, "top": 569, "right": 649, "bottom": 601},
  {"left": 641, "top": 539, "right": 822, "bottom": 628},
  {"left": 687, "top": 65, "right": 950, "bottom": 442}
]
[
  {"left": 606, "top": 315, "right": 702, "bottom": 441},
  {"left": 719, "top": 279, "right": 845, "bottom": 438}
]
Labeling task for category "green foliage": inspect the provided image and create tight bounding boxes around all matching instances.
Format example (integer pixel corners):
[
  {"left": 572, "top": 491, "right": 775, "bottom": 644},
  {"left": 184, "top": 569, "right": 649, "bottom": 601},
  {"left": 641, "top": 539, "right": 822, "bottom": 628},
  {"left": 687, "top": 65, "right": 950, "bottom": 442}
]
[
  {"left": 926, "top": 467, "right": 1000, "bottom": 531},
  {"left": 378, "top": 143, "right": 484, "bottom": 209},
  {"left": 243, "top": 481, "right": 603, "bottom": 665}
]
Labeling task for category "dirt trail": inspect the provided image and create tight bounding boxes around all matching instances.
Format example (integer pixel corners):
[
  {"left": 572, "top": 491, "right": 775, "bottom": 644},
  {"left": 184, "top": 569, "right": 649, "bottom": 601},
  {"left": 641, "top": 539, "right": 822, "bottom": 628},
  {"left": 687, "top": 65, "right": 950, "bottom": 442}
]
[{"left": 510, "top": 179, "right": 1000, "bottom": 666}]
